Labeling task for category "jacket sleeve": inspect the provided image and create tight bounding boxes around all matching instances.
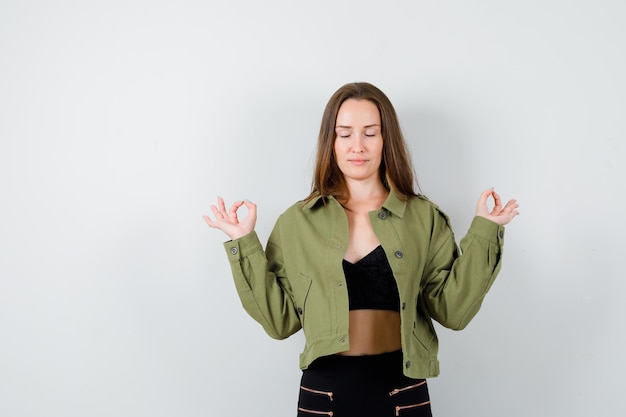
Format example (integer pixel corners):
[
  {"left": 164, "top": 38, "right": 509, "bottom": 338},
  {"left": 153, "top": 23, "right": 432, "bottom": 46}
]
[
  {"left": 223, "top": 221, "right": 302, "bottom": 340},
  {"left": 421, "top": 213, "right": 505, "bottom": 330}
]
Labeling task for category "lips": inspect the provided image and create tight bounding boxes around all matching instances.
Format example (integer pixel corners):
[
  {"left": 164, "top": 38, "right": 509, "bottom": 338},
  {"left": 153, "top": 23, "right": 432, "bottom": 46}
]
[{"left": 349, "top": 159, "right": 368, "bottom": 165}]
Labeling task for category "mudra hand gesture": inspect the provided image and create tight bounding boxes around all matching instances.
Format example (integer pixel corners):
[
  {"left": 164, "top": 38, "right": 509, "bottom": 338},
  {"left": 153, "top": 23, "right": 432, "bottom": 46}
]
[
  {"left": 475, "top": 188, "right": 519, "bottom": 226},
  {"left": 203, "top": 196, "right": 257, "bottom": 240}
]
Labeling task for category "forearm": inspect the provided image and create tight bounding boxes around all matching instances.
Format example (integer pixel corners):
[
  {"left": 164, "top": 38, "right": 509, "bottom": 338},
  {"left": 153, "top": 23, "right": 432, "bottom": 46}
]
[
  {"left": 224, "top": 231, "right": 302, "bottom": 339},
  {"left": 423, "top": 216, "right": 505, "bottom": 330}
]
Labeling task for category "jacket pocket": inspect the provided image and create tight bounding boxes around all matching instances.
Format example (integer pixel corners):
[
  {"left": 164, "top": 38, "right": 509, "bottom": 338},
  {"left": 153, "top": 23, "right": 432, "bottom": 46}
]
[
  {"left": 292, "top": 273, "right": 312, "bottom": 325},
  {"left": 411, "top": 315, "right": 435, "bottom": 352},
  {"left": 412, "top": 296, "right": 436, "bottom": 352}
]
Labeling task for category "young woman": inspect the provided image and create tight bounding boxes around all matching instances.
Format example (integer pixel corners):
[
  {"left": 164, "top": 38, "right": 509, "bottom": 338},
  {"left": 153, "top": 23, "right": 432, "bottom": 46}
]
[{"left": 204, "top": 82, "right": 519, "bottom": 417}]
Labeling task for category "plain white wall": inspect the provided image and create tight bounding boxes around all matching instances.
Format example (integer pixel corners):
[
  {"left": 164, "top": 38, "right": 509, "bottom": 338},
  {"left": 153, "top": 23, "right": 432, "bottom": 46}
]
[{"left": 1, "top": 1, "right": 625, "bottom": 416}]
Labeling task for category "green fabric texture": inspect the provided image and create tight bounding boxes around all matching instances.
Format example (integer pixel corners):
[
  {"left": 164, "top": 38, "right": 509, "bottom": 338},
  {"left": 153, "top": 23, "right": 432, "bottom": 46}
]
[{"left": 223, "top": 191, "right": 505, "bottom": 378}]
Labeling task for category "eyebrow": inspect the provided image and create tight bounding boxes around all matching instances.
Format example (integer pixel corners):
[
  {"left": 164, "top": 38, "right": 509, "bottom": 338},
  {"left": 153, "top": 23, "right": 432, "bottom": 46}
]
[{"left": 335, "top": 124, "right": 381, "bottom": 129}]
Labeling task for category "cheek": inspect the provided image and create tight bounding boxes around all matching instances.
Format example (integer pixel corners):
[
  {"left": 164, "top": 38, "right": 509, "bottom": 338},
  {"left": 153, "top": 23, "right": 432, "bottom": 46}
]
[
  {"left": 376, "top": 141, "right": 384, "bottom": 158},
  {"left": 334, "top": 140, "right": 346, "bottom": 155}
]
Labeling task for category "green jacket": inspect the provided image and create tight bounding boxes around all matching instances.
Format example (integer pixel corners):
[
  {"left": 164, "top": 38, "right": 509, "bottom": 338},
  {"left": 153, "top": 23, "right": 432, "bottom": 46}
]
[{"left": 223, "top": 191, "right": 505, "bottom": 378}]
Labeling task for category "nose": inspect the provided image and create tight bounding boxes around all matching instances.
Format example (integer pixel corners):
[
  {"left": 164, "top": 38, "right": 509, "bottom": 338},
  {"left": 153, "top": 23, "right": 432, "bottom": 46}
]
[{"left": 352, "top": 134, "right": 365, "bottom": 152}]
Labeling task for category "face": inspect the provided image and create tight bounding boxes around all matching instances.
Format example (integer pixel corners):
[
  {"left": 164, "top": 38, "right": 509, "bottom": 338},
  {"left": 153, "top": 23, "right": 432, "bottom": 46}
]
[{"left": 333, "top": 99, "right": 384, "bottom": 184}]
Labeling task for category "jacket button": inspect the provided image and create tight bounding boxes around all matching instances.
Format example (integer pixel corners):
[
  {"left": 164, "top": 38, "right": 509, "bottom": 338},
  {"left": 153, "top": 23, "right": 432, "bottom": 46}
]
[
  {"left": 394, "top": 250, "right": 403, "bottom": 258},
  {"left": 297, "top": 307, "right": 303, "bottom": 315},
  {"left": 230, "top": 247, "right": 238, "bottom": 255},
  {"left": 401, "top": 302, "right": 406, "bottom": 310},
  {"left": 405, "top": 361, "right": 411, "bottom": 369},
  {"left": 378, "top": 211, "right": 387, "bottom": 219},
  {"left": 499, "top": 230, "right": 505, "bottom": 239}
]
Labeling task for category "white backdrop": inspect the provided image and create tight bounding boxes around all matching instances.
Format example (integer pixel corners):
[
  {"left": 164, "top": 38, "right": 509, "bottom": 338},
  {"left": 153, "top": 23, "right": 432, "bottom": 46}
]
[{"left": 1, "top": 1, "right": 625, "bottom": 416}]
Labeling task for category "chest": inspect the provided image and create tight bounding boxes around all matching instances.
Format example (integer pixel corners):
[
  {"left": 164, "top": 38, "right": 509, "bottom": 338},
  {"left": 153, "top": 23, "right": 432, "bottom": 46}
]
[{"left": 344, "top": 210, "right": 381, "bottom": 263}]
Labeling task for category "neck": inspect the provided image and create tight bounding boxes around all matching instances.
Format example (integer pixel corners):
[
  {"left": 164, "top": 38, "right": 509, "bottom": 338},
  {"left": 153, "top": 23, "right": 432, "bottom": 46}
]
[{"left": 342, "top": 178, "right": 389, "bottom": 211}]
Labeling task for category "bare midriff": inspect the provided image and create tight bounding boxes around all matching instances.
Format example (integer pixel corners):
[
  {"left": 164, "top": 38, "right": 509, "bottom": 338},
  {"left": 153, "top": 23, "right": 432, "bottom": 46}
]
[
  {"left": 338, "top": 309, "right": 402, "bottom": 355},
  {"left": 338, "top": 190, "right": 401, "bottom": 356}
]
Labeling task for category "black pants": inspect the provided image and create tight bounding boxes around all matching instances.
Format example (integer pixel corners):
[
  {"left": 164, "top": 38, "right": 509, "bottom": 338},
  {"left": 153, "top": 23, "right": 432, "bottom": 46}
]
[{"left": 297, "top": 350, "right": 432, "bottom": 417}]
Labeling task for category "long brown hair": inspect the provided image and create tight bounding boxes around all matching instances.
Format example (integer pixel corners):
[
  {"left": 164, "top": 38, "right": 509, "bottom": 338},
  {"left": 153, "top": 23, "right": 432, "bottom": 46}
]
[{"left": 306, "top": 82, "right": 419, "bottom": 204}]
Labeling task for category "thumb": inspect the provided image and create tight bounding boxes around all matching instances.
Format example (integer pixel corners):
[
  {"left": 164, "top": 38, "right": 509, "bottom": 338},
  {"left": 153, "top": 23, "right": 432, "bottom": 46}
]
[
  {"left": 477, "top": 188, "right": 493, "bottom": 207},
  {"left": 244, "top": 200, "right": 257, "bottom": 219}
]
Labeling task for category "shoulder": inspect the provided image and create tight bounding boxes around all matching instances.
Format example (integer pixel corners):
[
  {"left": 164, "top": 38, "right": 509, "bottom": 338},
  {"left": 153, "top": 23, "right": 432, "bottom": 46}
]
[
  {"left": 405, "top": 195, "right": 454, "bottom": 231},
  {"left": 281, "top": 195, "right": 338, "bottom": 216},
  {"left": 406, "top": 194, "right": 445, "bottom": 215},
  {"left": 268, "top": 199, "right": 308, "bottom": 242},
  {"left": 269, "top": 197, "right": 337, "bottom": 244},
  {"left": 276, "top": 196, "right": 344, "bottom": 231},
  {"left": 282, "top": 198, "right": 310, "bottom": 215},
  {"left": 275, "top": 197, "right": 321, "bottom": 225}
]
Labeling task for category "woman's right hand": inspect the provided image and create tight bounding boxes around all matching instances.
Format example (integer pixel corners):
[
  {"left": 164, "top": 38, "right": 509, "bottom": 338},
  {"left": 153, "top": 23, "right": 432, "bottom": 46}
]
[{"left": 203, "top": 197, "right": 257, "bottom": 241}]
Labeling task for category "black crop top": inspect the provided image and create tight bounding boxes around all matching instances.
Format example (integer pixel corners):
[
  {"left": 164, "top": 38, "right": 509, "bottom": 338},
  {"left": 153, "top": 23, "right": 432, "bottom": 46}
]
[{"left": 342, "top": 245, "right": 401, "bottom": 312}]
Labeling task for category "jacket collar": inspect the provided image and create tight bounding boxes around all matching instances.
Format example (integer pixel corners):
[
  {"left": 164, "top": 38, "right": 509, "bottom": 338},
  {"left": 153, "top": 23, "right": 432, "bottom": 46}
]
[
  {"left": 303, "top": 190, "right": 408, "bottom": 218},
  {"left": 382, "top": 190, "right": 407, "bottom": 218},
  {"left": 302, "top": 195, "right": 334, "bottom": 210}
]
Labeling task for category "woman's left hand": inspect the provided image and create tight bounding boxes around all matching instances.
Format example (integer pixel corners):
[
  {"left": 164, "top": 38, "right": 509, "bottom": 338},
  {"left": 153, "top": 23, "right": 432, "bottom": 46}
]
[{"left": 475, "top": 188, "right": 519, "bottom": 226}]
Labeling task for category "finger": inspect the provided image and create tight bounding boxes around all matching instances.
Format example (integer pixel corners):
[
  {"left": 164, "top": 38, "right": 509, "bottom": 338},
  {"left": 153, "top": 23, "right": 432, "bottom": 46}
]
[
  {"left": 490, "top": 191, "right": 504, "bottom": 215},
  {"left": 502, "top": 200, "right": 519, "bottom": 213},
  {"left": 203, "top": 214, "right": 216, "bottom": 227},
  {"left": 228, "top": 201, "right": 244, "bottom": 217},
  {"left": 217, "top": 196, "right": 228, "bottom": 214},
  {"left": 492, "top": 191, "right": 502, "bottom": 207},
  {"left": 244, "top": 200, "right": 257, "bottom": 219},
  {"left": 478, "top": 188, "right": 493, "bottom": 204},
  {"left": 503, "top": 198, "right": 517, "bottom": 207},
  {"left": 476, "top": 188, "right": 493, "bottom": 213},
  {"left": 210, "top": 204, "right": 224, "bottom": 220}
]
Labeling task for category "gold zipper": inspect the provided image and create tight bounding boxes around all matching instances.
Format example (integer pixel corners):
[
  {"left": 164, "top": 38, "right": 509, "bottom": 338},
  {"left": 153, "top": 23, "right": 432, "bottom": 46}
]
[
  {"left": 395, "top": 401, "right": 431, "bottom": 416},
  {"left": 298, "top": 407, "right": 334, "bottom": 416},
  {"left": 388, "top": 380, "right": 426, "bottom": 396},
  {"left": 300, "top": 386, "right": 334, "bottom": 401}
]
